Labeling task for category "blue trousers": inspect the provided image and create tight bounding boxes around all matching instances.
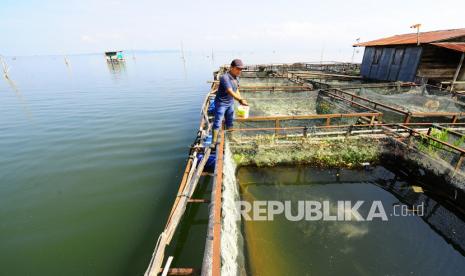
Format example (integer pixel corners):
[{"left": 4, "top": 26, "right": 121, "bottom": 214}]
[{"left": 213, "top": 102, "right": 234, "bottom": 130}]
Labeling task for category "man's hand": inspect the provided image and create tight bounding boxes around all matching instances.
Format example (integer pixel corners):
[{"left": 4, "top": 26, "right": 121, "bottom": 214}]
[
  {"left": 239, "top": 98, "right": 248, "bottom": 106},
  {"left": 226, "top": 87, "right": 248, "bottom": 106}
]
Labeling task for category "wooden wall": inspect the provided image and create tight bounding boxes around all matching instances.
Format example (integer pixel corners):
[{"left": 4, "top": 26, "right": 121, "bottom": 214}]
[
  {"left": 360, "top": 46, "right": 422, "bottom": 82},
  {"left": 417, "top": 44, "right": 462, "bottom": 83},
  {"left": 360, "top": 44, "right": 464, "bottom": 85}
]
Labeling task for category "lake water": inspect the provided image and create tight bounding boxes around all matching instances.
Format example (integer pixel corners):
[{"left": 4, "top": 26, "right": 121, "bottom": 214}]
[
  {"left": 0, "top": 49, "right": 341, "bottom": 275},
  {"left": 5, "top": 51, "right": 461, "bottom": 276},
  {"left": 0, "top": 52, "right": 226, "bottom": 275},
  {"left": 238, "top": 165, "right": 465, "bottom": 276}
]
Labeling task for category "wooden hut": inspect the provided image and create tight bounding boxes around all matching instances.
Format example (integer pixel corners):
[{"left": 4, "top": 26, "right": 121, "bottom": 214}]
[{"left": 354, "top": 29, "right": 465, "bottom": 91}]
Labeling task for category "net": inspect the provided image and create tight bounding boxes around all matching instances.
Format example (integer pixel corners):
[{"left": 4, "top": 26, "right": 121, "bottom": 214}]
[
  {"left": 237, "top": 89, "right": 374, "bottom": 117},
  {"left": 350, "top": 85, "right": 465, "bottom": 113},
  {"left": 239, "top": 77, "right": 293, "bottom": 86}
]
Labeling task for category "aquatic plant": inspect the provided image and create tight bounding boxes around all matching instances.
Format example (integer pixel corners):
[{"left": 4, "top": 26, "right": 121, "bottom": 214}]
[
  {"left": 229, "top": 136, "right": 381, "bottom": 168},
  {"left": 416, "top": 128, "right": 449, "bottom": 155},
  {"left": 454, "top": 135, "right": 465, "bottom": 148},
  {"left": 316, "top": 99, "right": 332, "bottom": 114}
]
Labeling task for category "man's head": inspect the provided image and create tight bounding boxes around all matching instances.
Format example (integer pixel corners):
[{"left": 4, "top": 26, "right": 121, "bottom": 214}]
[{"left": 230, "top": 59, "right": 244, "bottom": 77}]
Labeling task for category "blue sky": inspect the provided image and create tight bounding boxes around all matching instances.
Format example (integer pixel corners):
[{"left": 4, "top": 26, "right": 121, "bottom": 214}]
[{"left": 1, "top": 0, "right": 464, "bottom": 60}]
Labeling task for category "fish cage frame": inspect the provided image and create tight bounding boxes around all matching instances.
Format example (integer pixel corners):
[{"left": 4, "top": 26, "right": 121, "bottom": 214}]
[
  {"left": 326, "top": 87, "right": 465, "bottom": 124},
  {"left": 228, "top": 121, "right": 465, "bottom": 174},
  {"left": 240, "top": 62, "right": 361, "bottom": 73},
  {"left": 239, "top": 85, "right": 312, "bottom": 91},
  {"left": 237, "top": 72, "right": 383, "bottom": 122},
  {"left": 286, "top": 70, "right": 362, "bottom": 83},
  {"left": 145, "top": 64, "right": 465, "bottom": 276},
  {"left": 144, "top": 73, "right": 220, "bottom": 276}
]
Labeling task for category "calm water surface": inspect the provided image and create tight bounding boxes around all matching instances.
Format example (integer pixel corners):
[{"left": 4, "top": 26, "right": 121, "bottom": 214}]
[
  {"left": 238, "top": 166, "right": 465, "bottom": 276},
  {"left": 0, "top": 52, "right": 225, "bottom": 275}
]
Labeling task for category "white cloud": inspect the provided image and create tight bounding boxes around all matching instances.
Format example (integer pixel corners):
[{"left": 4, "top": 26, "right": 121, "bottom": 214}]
[{"left": 80, "top": 35, "right": 94, "bottom": 42}]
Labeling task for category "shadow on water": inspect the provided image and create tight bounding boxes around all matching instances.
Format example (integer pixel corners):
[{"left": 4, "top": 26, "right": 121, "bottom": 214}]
[
  {"left": 170, "top": 176, "right": 211, "bottom": 267},
  {"left": 0, "top": 52, "right": 304, "bottom": 275},
  {"left": 123, "top": 174, "right": 211, "bottom": 275}
]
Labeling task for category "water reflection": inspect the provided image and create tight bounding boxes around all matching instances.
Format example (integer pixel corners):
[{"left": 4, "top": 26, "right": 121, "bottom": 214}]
[
  {"left": 0, "top": 53, "right": 217, "bottom": 276},
  {"left": 1, "top": 56, "right": 32, "bottom": 119},
  {"left": 64, "top": 56, "right": 72, "bottom": 75},
  {"left": 106, "top": 59, "right": 127, "bottom": 80},
  {"left": 238, "top": 166, "right": 465, "bottom": 276}
]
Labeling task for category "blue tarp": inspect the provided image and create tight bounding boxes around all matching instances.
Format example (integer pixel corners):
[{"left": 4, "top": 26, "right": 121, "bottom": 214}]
[{"left": 208, "top": 98, "right": 216, "bottom": 114}]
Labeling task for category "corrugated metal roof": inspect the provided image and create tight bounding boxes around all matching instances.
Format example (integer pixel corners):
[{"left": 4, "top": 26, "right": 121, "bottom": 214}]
[
  {"left": 431, "top": 42, "right": 465, "bottom": 53},
  {"left": 354, "top": 28, "right": 465, "bottom": 47}
]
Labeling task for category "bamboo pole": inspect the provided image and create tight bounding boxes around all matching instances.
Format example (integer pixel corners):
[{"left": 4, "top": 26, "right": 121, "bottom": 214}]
[
  {"left": 145, "top": 81, "right": 215, "bottom": 276},
  {"left": 161, "top": 257, "right": 174, "bottom": 276},
  {"left": 236, "top": 112, "right": 381, "bottom": 122},
  {"left": 433, "top": 124, "right": 465, "bottom": 137},
  {"left": 322, "top": 91, "right": 381, "bottom": 113},
  {"left": 396, "top": 124, "right": 465, "bottom": 154},
  {"left": 211, "top": 130, "right": 224, "bottom": 276},
  {"left": 333, "top": 88, "right": 465, "bottom": 120},
  {"left": 227, "top": 122, "right": 465, "bottom": 133},
  {"left": 159, "top": 268, "right": 200, "bottom": 276},
  {"left": 332, "top": 88, "right": 409, "bottom": 115},
  {"left": 288, "top": 71, "right": 362, "bottom": 79}
]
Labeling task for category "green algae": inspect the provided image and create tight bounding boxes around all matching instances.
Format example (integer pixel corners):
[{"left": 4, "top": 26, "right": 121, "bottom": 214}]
[{"left": 230, "top": 136, "right": 382, "bottom": 168}]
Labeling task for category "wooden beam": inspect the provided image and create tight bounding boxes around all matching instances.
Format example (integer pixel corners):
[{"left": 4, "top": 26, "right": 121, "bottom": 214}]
[
  {"left": 441, "top": 81, "right": 465, "bottom": 84},
  {"left": 145, "top": 147, "right": 211, "bottom": 276},
  {"left": 161, "top": 256, "right": 174, "bottom": 276},
  {"left": 158, "top": 268, "right": 200, "bottom": 276},
  {"left": 211, "top": 131, "right": 224, "bottom": 276},
  {"left": 332, "top": 88, "right": 409, "bottom": 115},
  {"left": 451, "top": 53, "right": 465, "bottom": 92},
  {"left": 397, "top": 124, "right": 465, "bottom": 154},
  {"left": 201, "top": 172, "right": 214, "bottom": 176},
  {"left": 236, "top": 112, "right": 380, "bottom": 122},
  {"left": 187, "top": 199, "right": 210, "bottom": 203}
]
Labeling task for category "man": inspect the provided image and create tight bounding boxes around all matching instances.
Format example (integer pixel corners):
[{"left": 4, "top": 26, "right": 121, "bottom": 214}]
[{"left": 211, "top": 59, "right": 248, "bottom": 146}]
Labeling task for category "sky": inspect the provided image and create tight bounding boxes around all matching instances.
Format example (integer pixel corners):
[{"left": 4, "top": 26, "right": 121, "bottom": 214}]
[{"left": 1, "top": 0, "right": 464, "bottom": 61}]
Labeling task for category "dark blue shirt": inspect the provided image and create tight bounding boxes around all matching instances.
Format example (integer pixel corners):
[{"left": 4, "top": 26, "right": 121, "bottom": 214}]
[{"left": 215, "top": 72, "right": 239, "bottom": 106}]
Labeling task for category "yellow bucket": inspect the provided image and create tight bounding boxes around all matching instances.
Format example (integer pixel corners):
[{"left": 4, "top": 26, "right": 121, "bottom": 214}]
[{"left": 236, "top": 105, "right": 250, "bottom": 118}]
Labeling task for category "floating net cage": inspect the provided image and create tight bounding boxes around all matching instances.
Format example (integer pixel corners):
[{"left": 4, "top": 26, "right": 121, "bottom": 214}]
[
  {"left": 225, "top": 123, "right": 465, "bottom": 190},
  {"left": 221, "top": 122, "right": 465, "bottom": 275},
  {"left": 148, "top": 65, "right": 465, "bottom": 276},
  {"left": 348, "top": 85, "right": 465, "bottom": 113},
  {"left": 222, "top": 68, "right": 465, "bottom": 177},
  {"left": 307, "top": 78, "right": 364, "bottom": 89},
  {"left": 326, "top": 86, "right": 465, "bottom": 124},
  {"left": 238, "top": 62, "right": 360, "bottom": 79},
  {"left": 239, "top": 77, "right": 293, "bottom": 86},
  {"left": 235, "top": 71, "right": 381, "bottom": 130},
  {"left": 302, "top": 62, "right": 361, "bottom": 75},
  {"left": 406, "top": 125, "right": 465, "bottom": 174},
  {"left": 236, "top": 89, "right": 372, "bottom": 117},
  {"left": 286, "top": 73, "right": 364, "bottom": 89},
  {"left": 221, "top": 68, "right": 465, "bottom": 275},
  {"left": 237, "top": 90, "right": 317, "bottom": 117},
  {"left": 222, "top": 63, "right": 465, "bottom": 178}
]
